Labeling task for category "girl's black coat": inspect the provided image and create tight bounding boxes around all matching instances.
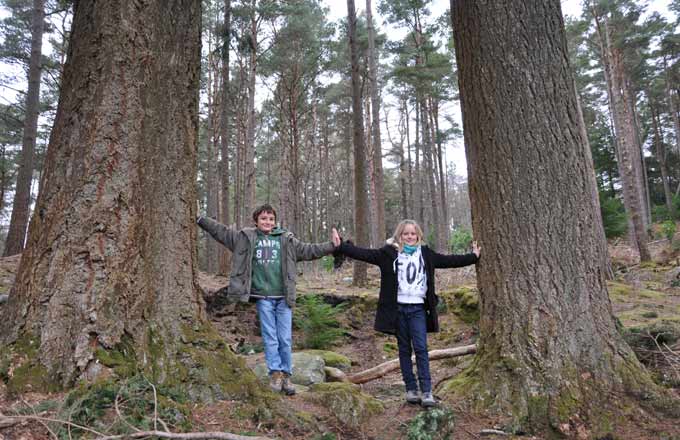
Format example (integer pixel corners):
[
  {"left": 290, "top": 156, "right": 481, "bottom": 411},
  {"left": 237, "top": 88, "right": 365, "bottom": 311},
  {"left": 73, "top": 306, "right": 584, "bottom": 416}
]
[{"left": 339, "top": 241, "right": 478, "bottom": 335}]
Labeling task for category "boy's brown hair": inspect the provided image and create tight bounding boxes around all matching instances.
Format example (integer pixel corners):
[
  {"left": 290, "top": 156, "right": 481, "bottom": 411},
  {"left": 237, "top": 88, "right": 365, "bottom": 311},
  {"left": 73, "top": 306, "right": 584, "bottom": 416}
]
[{"left": 252, "top": 204, "right": 277, "bottom": 222}]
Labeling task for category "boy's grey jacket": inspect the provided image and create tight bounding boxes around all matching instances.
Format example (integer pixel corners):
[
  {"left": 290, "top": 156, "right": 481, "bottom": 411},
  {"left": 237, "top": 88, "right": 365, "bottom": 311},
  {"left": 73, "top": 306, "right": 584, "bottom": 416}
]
[{"left": 197, "top": 217, "right": 335, "bottom": 308}]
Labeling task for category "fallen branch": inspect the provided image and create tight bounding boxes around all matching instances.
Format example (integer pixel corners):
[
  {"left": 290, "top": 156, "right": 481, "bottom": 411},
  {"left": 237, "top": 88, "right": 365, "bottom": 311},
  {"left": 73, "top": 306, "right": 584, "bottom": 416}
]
[
  {"left": 337, "top": 344, "right": 477, "bottom": 384},
  {"left": 94, "top": 431, "right": 275, "bottom": 440},
  {"left": 0, "top": 414, "right": 274, "bottom": 440}
]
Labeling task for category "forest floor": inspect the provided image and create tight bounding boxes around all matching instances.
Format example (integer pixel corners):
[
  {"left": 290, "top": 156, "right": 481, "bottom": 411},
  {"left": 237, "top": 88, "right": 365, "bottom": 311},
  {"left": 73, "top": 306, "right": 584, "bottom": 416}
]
[{"left": 1, "top": 239, "right": 680, "bottom": 440}]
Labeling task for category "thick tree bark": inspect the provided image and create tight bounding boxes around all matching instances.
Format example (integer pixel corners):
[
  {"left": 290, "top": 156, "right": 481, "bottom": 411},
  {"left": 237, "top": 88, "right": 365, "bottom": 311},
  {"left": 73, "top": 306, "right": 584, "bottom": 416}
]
[
  {"left": 3, "top": 0, "right": 44, "bottom": 257},
  {"left": 0, "top": 1, "right": 258, "bottom": 399},
  {"left": 347, "top": 0, "right": 369, "bottom": 286},
  {"left": 218, "top": 0, "right": 233, "bottom": 274},
  {"left": 450, "top": 0, "right": 668, "bottom": 433}
]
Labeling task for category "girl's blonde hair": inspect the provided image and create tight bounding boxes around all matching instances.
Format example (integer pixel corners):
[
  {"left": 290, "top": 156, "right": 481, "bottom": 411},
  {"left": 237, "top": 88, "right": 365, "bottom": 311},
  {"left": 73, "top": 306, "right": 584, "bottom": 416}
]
[{"left": 391, "top": 219, "right": 424, "bottom": 251}]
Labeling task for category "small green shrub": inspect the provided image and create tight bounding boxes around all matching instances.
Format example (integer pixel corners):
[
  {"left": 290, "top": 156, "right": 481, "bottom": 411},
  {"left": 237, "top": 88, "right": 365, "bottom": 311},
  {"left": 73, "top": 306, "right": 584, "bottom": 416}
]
[
  {"left": 320, "top": 255, "right": 334, "bottom": 273},
  {"left": 599, "top": 193, "right": 627, "bottom": 238},
  {"left": 449, "top": 228, "right": 473, "bottom": 254},
  {"left": 406, "top": 407, "right": 455, "bottom": 440},
  {"left": 660, "top": 220, "right": 677, "bottom": 242},
  {"left": 294, "top": 295, "right": 347, "bottom": 349}
]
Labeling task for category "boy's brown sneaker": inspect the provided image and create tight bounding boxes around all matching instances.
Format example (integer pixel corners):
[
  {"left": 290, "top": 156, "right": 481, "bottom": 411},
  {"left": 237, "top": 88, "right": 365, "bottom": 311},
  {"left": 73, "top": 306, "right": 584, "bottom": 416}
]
[
  {"left": 269, "top": 371, "right": 283, "bottom": 393},
  {"left": 281, "top": 373, "right": 296, "bottom": 396}
]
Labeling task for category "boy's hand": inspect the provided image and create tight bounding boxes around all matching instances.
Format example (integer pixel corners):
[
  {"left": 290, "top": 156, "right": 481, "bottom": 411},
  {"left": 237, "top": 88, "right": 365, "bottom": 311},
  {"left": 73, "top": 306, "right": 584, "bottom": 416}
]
[
  {"left": 472, "top": 241, "right": 481, "bottom": 258},
  {"left": 331, "top": 228, "right": 342, "bottom": 248}
]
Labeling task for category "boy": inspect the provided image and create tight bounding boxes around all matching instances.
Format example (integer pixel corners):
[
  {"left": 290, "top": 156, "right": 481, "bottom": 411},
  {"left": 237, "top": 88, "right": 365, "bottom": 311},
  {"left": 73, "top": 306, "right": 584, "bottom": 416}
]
[{"left": 197, "top": 204, "right": 336, "bottom": 395}]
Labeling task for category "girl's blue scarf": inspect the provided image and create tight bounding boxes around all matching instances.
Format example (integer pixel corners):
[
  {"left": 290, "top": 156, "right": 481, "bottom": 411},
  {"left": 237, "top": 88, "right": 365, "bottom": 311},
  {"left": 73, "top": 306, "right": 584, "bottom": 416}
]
[{"left": 402, "top": 244, "right": 418, "bottom": 255}]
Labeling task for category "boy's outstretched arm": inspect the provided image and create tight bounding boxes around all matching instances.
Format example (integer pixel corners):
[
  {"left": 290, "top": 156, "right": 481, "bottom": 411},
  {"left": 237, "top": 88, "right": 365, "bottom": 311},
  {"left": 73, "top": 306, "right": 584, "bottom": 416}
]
[
  {"left": 196, "top": 216, "right": 238, "bottom": 251},
  {"left": 432, "top": 240, "right": 482, "bottom": 269}
]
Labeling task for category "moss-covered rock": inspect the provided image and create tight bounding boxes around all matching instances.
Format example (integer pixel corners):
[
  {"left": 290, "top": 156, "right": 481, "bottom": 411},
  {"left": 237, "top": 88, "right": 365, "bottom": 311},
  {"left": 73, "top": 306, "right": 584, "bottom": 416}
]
[
  {"left": 406, "top": 407, "right": 456, "bottom": 440},
  {"left": 307, "top": 382, "right": 384, "bottom": 428},
  {"left": 440, "top": 286, "right": 480, "bottom": 325},
  {"left": 303, "top": 350, "right": 352, "bottom": 370}
]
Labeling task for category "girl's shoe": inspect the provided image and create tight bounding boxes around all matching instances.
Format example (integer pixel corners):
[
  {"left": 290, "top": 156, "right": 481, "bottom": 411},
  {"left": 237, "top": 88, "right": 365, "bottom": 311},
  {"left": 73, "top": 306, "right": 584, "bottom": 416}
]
[
  {"left": 405, "top": 389, "right": 421, "bottom": 404},
  {"left": 421, "top": 392, "right": 436, "bottom": 407},
  {"left": 281, "top": 373, "right": 296, "bottom": 395}
]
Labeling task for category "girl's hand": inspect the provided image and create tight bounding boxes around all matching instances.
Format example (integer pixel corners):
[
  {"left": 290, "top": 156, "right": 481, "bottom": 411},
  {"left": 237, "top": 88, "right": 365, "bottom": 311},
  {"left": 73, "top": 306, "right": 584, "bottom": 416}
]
[
  {"left": 331, "top": 228, "right": 342, "bottom": 247},
  {"left": 472, "top": 241, "right": 481, "bottom": 258}
]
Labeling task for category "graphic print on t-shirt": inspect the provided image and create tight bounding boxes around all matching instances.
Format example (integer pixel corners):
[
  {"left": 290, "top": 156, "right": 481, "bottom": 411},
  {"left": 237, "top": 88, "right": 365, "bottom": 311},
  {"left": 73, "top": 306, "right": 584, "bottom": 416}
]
[
  {"left": 395, "top": 247, "right": 427, "bottom": 303},
  {"left": 255, "top": 237, "right": 281, "bottom": 266}
]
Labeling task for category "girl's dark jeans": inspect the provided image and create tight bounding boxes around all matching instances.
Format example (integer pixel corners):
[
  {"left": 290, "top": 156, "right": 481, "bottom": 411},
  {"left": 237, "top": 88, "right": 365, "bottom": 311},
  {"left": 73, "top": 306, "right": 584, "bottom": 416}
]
[{"left": 396, "top": 303, "right": 431, "bottom": 393}]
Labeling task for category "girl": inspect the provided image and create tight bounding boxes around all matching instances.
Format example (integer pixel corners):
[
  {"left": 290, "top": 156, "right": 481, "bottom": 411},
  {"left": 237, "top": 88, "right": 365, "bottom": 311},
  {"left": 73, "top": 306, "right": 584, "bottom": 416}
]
[{"left": 331, "top": 220, "right": 480, "bottom": 407}]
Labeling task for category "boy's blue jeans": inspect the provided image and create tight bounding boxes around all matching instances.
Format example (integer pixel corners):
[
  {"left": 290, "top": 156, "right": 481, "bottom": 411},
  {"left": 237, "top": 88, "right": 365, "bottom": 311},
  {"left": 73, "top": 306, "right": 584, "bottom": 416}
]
[
  {"left": 256, "top": 298, "right": 293, "bottom": 375},
  {"left": 396, "top": 303, "right": 431, "bottom": 393}
]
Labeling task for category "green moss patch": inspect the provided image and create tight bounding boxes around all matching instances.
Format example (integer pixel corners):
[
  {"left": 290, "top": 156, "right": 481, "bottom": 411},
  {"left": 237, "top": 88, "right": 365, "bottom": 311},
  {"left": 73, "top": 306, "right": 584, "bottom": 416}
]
[
  {"left": 3, "top": 333, "right": 61, "bottom": 394},
  {"left": 302, "top": 350, "right": 352, "bottom": 370},
  {"left": 307, "top": 382, "right": 384, "bottom": 428},
  {"left": 439, "top": 286, "right": 479, "bottom": 325}
]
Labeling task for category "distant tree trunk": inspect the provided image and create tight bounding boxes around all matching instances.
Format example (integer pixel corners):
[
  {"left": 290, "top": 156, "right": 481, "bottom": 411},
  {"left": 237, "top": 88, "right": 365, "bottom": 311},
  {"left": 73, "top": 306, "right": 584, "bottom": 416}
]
[
  {"left": 650, "top": 101, "right": 673, "bottom": 214},
  {"left": 404, "top": 100, "right": 414, "bottom": 217},
  {"left": 3, "top": 0, "right": 44, "bottom": 257},
  {"left": 450, "top": 0, "right": 666, "bottom": 432},
  {"left": 244, "top": 1, "right": 258, "bottom": 220},
  {"left": 420, "top": 100, "right": 441, "bottom": 250},
  {"left": 665, "top": 62, "right": 680, "bottom": 156},
  {"left": 347, "top": 0, "right": 368, "bottom": 286},
  {"left": 0, "top": 1, "right": 257, "bottom": 397},
  {"left": 205, "top": 29, "right": 219, "bottom": 273},
  {"left": 218, "top": 0, "right": 233, "bottom": 274},
  {"left": 591, "top": 11, "right": 650, "bottom": 261},
  {"left": 366, "top": 0, "right": 385, "bottom": 243},
  {"left": 431, "top": 97, "right": 449, "bottom": 247}
]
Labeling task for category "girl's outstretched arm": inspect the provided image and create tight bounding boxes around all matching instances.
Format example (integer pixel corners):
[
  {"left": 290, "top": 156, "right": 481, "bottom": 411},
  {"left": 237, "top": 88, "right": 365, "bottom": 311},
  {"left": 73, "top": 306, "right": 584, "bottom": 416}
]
[
  {"left": 333, "top": 228, "right": 382, "bottom": 266},
  {"left": 432, "top": 241, "right": 481, "bottom": 269}
]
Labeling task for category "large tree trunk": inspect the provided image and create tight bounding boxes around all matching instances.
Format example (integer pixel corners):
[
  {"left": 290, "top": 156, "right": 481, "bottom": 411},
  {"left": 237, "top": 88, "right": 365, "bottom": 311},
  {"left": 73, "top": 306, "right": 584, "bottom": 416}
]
[
  {"left": 449, "top": 0, "right": 669, "bottom": 433},
  {"left": 218, "top": 0, "right": 233, "bottom": 275},
  {"left": 3, "top": 0, "right": 44, "bottom": 257},
  {"left": 347, "top": 0, "right": 369, "bottom": 286},
  {"left": 0, "top": 1, "right": 259, "bottom": 399}
]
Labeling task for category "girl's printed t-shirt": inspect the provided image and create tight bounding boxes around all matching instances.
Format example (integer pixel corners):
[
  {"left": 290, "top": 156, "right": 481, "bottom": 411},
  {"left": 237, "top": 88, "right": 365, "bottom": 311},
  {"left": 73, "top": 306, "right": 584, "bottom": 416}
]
[{"left": 394, "top": 246, "right": 427, "bottom": 304}]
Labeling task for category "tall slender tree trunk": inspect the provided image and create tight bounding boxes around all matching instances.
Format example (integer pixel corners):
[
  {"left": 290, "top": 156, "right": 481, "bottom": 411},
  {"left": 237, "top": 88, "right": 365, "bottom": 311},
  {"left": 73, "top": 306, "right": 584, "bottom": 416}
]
[
  {"left": 431, "top": 98, "right": 449, "bottom": 247},
  {"left": 218, "top": 0, "right": 233, "bottom": 274},
  {"left": 650, "top": 101, "right": 673, "bottom": 214},
  {"left": 366, "top": 0, "right": 385, "bottom": 242},
  {"left": 347, "top": 0, "right": 369, "bottom": 286},
  {"left": 449, "top": 0, "right": 667, "bottom": 433},
  {"left": 404, "top": 99, "right": 414, "bottom": 217},
  {"left": 665, "top": 62, "right": 680, "bottom": 156},
  {"left": 244, "top": 2, "right": 258, "bottom": 220},
  {"left": 205, "top": 29, "right": 219, "bottom": 273},
  {"left": 1, "top": 1, "right": 260, "bottom": 399},
  {"left": 420, "top": 100, "right": 441, "bottom": 250},
  {"left": 4, "top": 0, "right": 44, "bottom": 257}
]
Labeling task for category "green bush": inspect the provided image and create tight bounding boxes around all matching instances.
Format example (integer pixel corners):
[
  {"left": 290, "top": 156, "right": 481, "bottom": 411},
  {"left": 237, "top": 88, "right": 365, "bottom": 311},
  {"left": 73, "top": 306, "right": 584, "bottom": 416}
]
[
  {"left": 449, "top": 228, "right": 472, "bottom": 254},
  {"left": 660, "top": 220, "right": 676, "bottom": 242},
  {"left": 320, "top": 255, "right": 334, "bottom": 272},
  {"left": 406, "top": 407, "right": 455, "bottom": 440},
  {"left": 599, "top": 193, "right": 627, "bottom": 238},
  {"left": 294, "top": 295, "right": 347, "bottom": 349}
]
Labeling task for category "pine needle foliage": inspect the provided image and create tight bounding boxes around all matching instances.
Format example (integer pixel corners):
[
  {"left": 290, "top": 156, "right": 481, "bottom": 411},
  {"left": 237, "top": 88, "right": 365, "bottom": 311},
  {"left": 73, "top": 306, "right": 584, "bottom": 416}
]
[{"left": 294, "top": 295, "right": 347, "bottom": 349}]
